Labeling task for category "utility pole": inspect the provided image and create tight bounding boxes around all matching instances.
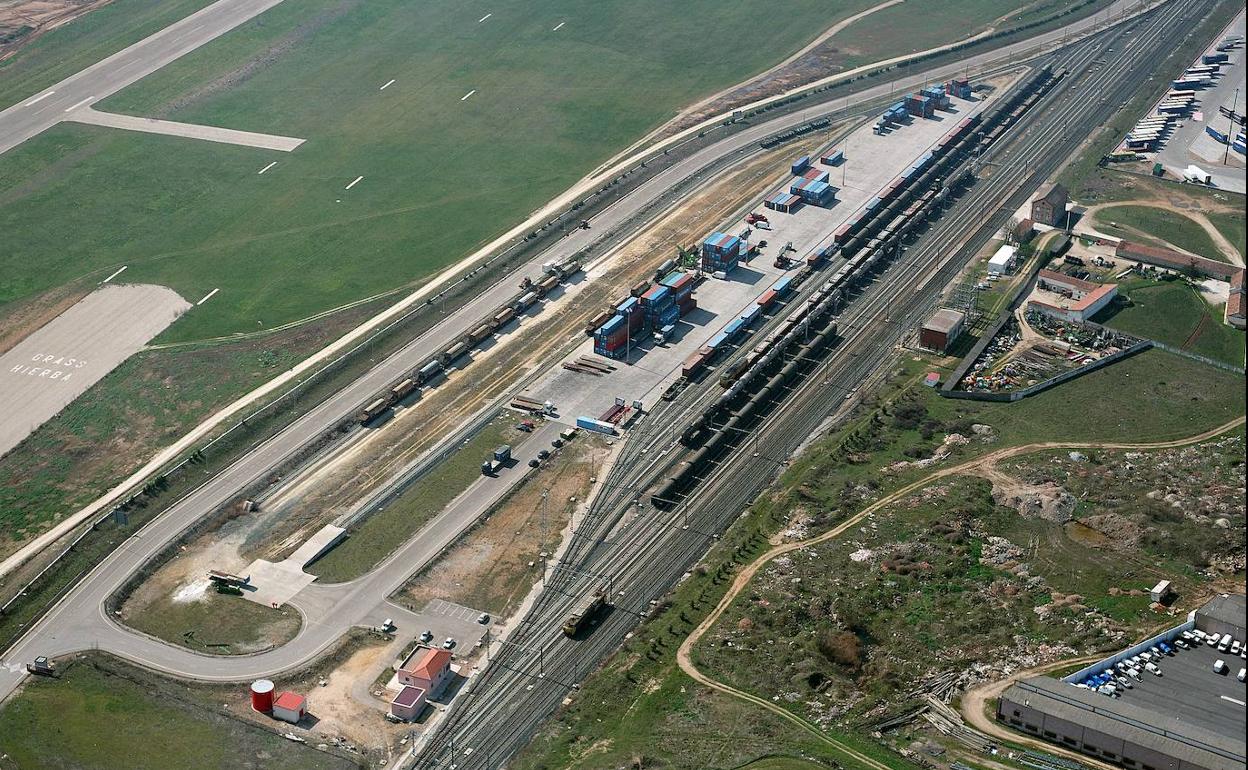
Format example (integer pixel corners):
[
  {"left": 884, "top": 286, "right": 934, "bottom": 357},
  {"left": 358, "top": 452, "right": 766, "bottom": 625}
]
[{"left": 1225, "top": 87, "right": 1239, "bottom": 166}]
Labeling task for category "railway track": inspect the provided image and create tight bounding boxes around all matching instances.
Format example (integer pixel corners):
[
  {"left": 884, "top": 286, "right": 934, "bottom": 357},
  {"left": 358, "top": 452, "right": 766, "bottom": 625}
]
[{"left": 412, "top": 1, "right": 1217, "bottom": 765}]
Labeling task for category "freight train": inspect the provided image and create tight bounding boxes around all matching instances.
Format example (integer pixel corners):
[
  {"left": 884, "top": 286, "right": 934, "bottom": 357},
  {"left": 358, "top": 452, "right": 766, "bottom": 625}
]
[
  {"left": 356, "top": 259, "right": 581, "bottom": 425},
  {"left": 562, "top": 587, "right": 609, "bottom": 637},
  {"left": 652, "top": 63, "right": 1063, "bottom": 509}
]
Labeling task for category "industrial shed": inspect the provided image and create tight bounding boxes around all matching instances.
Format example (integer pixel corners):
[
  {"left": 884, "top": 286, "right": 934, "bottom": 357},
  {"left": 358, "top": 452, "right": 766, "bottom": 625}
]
[
  {"left": 919, "top": 309, "right": 965, "bottom": 353},
  {"left": 998, "top": 676, "right": 1243, "bottom": 770}
]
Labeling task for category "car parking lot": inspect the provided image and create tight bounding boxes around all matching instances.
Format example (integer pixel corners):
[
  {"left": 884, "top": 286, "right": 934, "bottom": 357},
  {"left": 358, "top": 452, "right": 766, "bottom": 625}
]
[{"left": 1072, "top": 629, "right": 1246, "bottom": 740}]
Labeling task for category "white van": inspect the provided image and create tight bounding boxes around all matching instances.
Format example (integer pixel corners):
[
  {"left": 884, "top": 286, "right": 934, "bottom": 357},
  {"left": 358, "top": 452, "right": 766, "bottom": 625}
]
[
  {"left": 1218, "top": 634, "right": 1232, "bottom": 652},
  {"left": 1213, "top": 659, "right": 1227, "bottom": 674},
  {"left": 1238, "top": 668, "right": 1246, "bottom": 683},
  {"left": 1145, "top": 662, "right": 1162, "bottom": 676},
  {"left": 1206, "top": 633, "right": 1219, "bottom": 647}
]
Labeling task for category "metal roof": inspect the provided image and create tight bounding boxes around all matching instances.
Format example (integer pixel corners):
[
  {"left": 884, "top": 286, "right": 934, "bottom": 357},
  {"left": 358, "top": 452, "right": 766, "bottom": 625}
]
[
  {"left": 1197, "top": 593, "right": 1246, "bottom": 629},
  {"left": 923, "top": 308, "right": 964, "bottom": 334},
  {"left": 1003, "top": 677, "right": 1245, "bottom": 770}
]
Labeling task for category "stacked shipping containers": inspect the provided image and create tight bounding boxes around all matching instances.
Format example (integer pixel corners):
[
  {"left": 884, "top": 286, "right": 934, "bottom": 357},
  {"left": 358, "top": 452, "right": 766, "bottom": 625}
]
[
  {"left": 702, "top": 232, "right": 742, "bottom": 274},
  {"left": 661, "top": 271, "right": 697, "bottom": 317},
  {"left": 615, "top": 296, "right": 644, "bottom": 334},
  {"left": 640, "top": 284, "right": 678, "bottom": 329},
  {"left": 820, "top": 149, "right": 845, "bottom": 165},
  {"left": 789, "top": 177, "right": 835, "bottom": 206},
  {"left": 594, "top": 315, "right": 629, "bottom": 359},
  {"left": 905, "top": 94, "right": 934, "bottom": 118},
  {"left": 791, "top": 156, "right": 811, "bottom": 175}
]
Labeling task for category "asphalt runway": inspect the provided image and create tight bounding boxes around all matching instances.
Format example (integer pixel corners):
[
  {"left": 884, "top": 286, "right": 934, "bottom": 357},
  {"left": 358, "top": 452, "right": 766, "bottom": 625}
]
[
  {"left": 0, "top": 284, "right": 190, "bottom": 460},
  {"left": 0, "top": 0, "right": 289, "bottom": 157}
]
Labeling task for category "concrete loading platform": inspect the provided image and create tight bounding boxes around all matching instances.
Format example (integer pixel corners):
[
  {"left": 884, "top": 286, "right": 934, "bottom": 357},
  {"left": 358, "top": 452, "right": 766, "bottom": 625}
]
[
  {"left": 241, "top": 524, "right": 346, "bottom": 607},
  {"left": 519, "top": 87, "right": 999, "bottom": 429}
]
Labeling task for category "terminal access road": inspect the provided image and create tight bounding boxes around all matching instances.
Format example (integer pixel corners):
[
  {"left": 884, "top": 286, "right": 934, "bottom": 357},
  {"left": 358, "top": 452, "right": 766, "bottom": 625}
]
[{"left": 0, "top": 0, "right": 1178, "bottom": 707}]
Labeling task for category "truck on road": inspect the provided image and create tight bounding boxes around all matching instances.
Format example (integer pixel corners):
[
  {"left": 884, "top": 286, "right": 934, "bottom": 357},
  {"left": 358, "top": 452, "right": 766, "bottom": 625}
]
[{"left": 481, "top": 444, "right": 512, "bottom": 475}]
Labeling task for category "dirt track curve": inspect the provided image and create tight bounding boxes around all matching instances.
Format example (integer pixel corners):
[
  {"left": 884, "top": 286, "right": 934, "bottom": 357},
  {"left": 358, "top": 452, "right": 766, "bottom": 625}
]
[{"left": 675, "top": 415, "right": 1247, "bottom": 769}]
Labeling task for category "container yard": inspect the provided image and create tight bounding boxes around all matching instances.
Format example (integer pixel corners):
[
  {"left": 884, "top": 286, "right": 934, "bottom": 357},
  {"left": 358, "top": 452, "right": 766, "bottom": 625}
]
[
  {"left": 511, "top": 79, "right": 1001, "bottom": 431},
  {"left": 1149, "top": 10, "right": 1246, "bottom": 192}
]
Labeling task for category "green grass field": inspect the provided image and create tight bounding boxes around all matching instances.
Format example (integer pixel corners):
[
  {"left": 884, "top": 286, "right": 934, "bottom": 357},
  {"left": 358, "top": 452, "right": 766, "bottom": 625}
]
[
  {"left": 0, "top": 0, "right": 1064, "bottom": 344},
  {"left": 123, "top": 588, "right": 302, "bottom": 655},
  {"left": 1091, "top": 205, "right": 1228, "bottom": 261},
  {"left": 1208, "top": 210, "right": 1246, "bottom": 260},
  {"left": 1092, "top": 280, "right": 1245, "bottom": 367},
  {"left": 0, "top": 657, "right": 358, "bottom": 770},
  {"left": 0, "top": 0, "right": 215, "bottom": 111}
]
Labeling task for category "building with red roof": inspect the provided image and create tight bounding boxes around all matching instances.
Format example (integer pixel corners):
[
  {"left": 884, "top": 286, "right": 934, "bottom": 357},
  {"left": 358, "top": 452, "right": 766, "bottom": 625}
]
[
  {"left": 272, "top": 691, "right": 306, "bottom": 724},
  {"left": 397, "top": 647, "right": 454, "bottom": 698}
]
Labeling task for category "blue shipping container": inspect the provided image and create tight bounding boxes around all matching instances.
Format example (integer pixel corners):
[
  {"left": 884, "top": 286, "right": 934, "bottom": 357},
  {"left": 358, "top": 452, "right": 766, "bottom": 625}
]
[
  {"left": 656, "top": 304, "right": 679, "bottom": 327},
  {"left": 576, "top": 416, "right": 618, "bottom": 435},
  {"left": 706, "top": 332, "right": 728, "bottom": 350},
  {"left": 1206, "top": 126, "right": 1228, "bottom": 143},
  {"left": 772, "top": 276, "right": 793, "bottom": 295},
  {"left": 616, "top": 296, "right": 638, "bottom": 314},
  {"left": 598, "top": 315, "right": 624, "bottom": 335},
  {"left": 741, "top": 304, "right": 763, "bottom": 326},
  {"left": 723, "top": 318, "right": 745, "bottom": 339},
  {"left": 791, "top": 156, "right": 811, "bottom": 175},
  {"left": 661, "top": 270, "right": 685, "bottom": 288}
]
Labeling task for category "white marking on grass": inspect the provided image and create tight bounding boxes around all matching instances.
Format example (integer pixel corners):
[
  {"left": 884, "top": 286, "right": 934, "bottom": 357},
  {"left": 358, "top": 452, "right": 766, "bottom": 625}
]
[
  {"left": 196, "top": 288, "right": 219, "bottom": 306},
  {"left": 461, "top": 89, "right": 476, "bottom": 101},
  {"left": 258, "top": 161, "right": 278, "bottom": 175},
  {"left": 1223, "top": 695, "right": 1246, "bottom": 706},
  {"left": 101, "top": 266, "right": 128, "bottom": 284},
  {"left": 25, "top": 91, "right": 55, "bottom": 106},
  {"left": 380, "top": 79, "right": 396, "bottom": 90},
  {"left": 64, "top": 96, "right": 95, "bottom": 112},
  {"left": 478, "top": 12, "right": 492, "bottom": 22},
  {"left": 345, "top": 175, "right": 364, "bottom": 190},
  {"left": 552, "top": 21, "right": 565, "bottom": 31}
]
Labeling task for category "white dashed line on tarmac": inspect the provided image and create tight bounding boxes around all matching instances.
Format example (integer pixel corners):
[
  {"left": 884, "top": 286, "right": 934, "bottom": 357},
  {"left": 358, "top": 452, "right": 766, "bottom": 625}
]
[
  {"left": 380, "top": 79, "right": 396, "bottom": 90},
  {"left": 101, "top": 266, "right": 128, "bottom": 284},
  {"left": 196, "top": 288, "right": 219, "bottom": 306},
  {"left": 345, "top": 175, "right": 364, "bottom": 190},
  {"left": 25, "top": 91, "right": 55, "bottom": 106},
  {"left": 478, "top": 12, "right": 492, "bottom": 23},
  {"left": 461, "top": 90, "right": 476, "bottom": 101},
  {"left": 1223, "top": 695, "right": 1246, "bottom": 706},
  {"left": 64, "top": 96, "right": 94, "bottom": 112},
  {"left": 552, "top": 21, "right": 565, "bottom": 31},
  {"left": 258, "top": 161, "right": 278, "bottom": 174}
]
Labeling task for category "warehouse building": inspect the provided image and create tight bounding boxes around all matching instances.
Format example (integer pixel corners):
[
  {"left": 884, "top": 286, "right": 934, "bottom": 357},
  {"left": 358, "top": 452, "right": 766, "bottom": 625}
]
[
  {"left": 1028, "top": 270, "right": 1118, "bottom": 322},
  {"left": 987, "top": 244, "right": 1018, "bottom": 275},
  {"left": 1030, "top": 183, "right": 1069, "bottom": 227},
  {"left": 998, "top": 594, "right": 1246, "bottom": 770},
  {"left": 998, "top": 677, "right": 1242, "bottom": 770},
  {"left": 919, "top": 308, "right": 965, "bottom": 353}
]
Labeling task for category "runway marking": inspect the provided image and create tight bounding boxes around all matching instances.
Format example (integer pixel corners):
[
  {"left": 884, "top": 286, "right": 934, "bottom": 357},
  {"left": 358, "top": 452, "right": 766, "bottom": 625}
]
[
  {"left": 101, "top": 266, "right": 128, "bottom": 283},
  {"left": 461, "top": 89, "right": 476, "bottom": 101},
  {"left": 478, "top": 12, "right": 492, "bottom": 22},
  {"left": 345, "top": 175, "right": 364, "bottom": 190},
  {"left": 1223, "top": 695, "right": 1245, "bottom": 706},
  {"left": 258, "top": 161, "right": 278, "bottom": 175},
  {"left": 196, "top": 288, "right": 219, "bottom": 305},
  {"left": 552, "top": 21, "right": 565, "bottom": 31},
  {"left": 64, "top": 96, "right": 94, "bottom": 112},
  {"left": 380, "top": 79, "right": 396, "bottom": 90},
  {"left": 24, "top": 91, "right": 55, "bottom": 106}
]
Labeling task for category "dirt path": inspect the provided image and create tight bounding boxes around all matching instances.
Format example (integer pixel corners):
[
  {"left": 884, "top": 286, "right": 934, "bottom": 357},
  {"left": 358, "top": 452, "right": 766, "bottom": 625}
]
[
  {"left": 1083, "top": 201, "right": 1245, "bottom": 266},
  {"left": 675, "top": 416, "right": 1246, "bottom": 768}
]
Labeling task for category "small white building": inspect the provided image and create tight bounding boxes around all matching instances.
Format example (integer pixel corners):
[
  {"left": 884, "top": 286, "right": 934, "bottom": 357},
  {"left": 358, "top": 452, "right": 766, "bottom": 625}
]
[
  {"left": 272, "top": 691, "right": 306, "bottom": 724},
  {"left": 987, "top": 244, "right": 1018, "bottom": 276},
  {"left": 1150, "top": 580, "right": 1173, "bottom": 604}
]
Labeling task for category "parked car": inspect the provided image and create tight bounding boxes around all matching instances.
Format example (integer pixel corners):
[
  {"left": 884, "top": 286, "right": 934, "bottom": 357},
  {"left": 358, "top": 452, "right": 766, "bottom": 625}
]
[
  {"left": 478, "top": 613, "right": 490, "bottom": 625},
  {"left": 443, "top": 637, "right": 456, "bottom": 650},
  {"left": 1213, "top": 659, "right": 1227, "bottom": 674}
]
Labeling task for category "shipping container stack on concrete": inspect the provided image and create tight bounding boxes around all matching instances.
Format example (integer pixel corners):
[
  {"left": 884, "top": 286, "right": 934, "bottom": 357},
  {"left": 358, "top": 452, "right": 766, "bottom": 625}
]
[
  {"left": 641, "top": 284, "right": 678, "bottom": 329},
  {"left": 789, "top": 176, "right": 837, "bottom": 207},
  {"left": 701, "top": 232, "right": 744, "bottom": 275},
  {"left": 790, "top": 156, "right": 812, "bottom": 175},
  {"left": 764, "top": 191, "right": 803, "bottom": 213},
  {"left": 511, "top": 77, "right": 1004, "bottom": 437},
  {"left": 594, "top": 314, "right": 629, "bottom": 360}
]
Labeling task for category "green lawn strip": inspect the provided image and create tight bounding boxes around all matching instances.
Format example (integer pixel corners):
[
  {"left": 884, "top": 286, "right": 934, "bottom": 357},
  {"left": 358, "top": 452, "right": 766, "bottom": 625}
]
[
  {"left": 1206, "top": 210, "right": 1246, "bottom": 260},
  {"left": 1092, "top": 279, "right": 1245, "bottom": 367},
  {"left": 0, "top": 657, "right": 357, "bottom": 770},
  {"left": 309, "top": 414, "right": 518, "bottom": 583},
  {"left": 123, "top": 589, "right": 301, "bottom": 655},
  {"left": 0, "top": 0, "right": 215, "bottom": 111},
  {"left": 1091, "top": 205, "right": 1226, "bottom": 261}
]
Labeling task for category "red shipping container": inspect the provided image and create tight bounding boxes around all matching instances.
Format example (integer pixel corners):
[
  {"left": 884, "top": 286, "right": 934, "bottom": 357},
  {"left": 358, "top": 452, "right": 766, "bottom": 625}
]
[{"left": 757, "top": 289, "right": 778, "bottom": 308}]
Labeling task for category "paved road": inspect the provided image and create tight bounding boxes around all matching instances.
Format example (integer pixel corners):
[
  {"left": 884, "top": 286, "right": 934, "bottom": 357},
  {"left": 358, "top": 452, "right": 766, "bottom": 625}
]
[
  {"left": 0, "top": 0, "right": 1170, "bottom": 701},
  {"left": 0, "top": 0, "right": 288, "bottom": 156}
]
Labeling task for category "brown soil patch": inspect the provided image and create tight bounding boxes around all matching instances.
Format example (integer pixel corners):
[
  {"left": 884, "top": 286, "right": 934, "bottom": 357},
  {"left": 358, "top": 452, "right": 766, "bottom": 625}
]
[
  {"left": 396, "top": 437, "right": 607, "bottom": 619},
  {"left": 0, "top": 278, "right": 93, "bottom": 356},
  {"left": 0, "top": 0, "right": 109, "bottom": 61}
]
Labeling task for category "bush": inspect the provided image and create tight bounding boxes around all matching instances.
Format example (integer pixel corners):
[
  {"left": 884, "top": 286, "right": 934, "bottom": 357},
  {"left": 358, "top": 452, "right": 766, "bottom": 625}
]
[{"left": 816, "top": 630, "right": 864, "bottom": 670}]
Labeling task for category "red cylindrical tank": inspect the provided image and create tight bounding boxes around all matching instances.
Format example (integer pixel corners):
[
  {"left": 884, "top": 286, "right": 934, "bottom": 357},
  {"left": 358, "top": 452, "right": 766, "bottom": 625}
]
[{"left": 251, "top": 679, "right": 274, "bottom": 712}]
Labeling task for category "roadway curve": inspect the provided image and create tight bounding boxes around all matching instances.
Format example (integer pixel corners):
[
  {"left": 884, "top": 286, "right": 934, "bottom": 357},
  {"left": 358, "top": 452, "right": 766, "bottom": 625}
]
[
  {"left": 0, "top": 0, "right": 1169, "bottom": 581},
  {"left": 674, "top": 417, "right": 1247, "bottom": 768},
  {"left": 0, "top": 0, "right": 1181, "bottom": 702}
]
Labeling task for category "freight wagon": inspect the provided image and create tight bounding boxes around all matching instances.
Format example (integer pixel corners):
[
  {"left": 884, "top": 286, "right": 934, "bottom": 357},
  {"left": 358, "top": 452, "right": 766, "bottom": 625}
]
[
  {"left": 563, "top": 588, "right": 609, "bottom": 637},
  {"left": 358, "top": 397, "right": 389, "bottom": 425}
]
